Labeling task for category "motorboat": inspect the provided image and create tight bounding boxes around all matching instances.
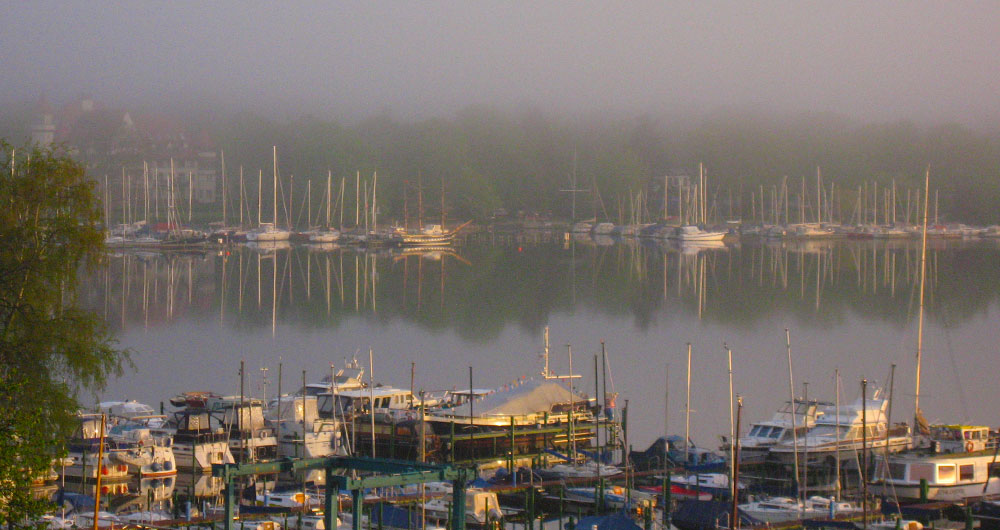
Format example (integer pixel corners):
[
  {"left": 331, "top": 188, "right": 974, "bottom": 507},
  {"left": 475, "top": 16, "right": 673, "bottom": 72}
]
[
  {"left": 668, "top": 225, "right": 728, "bottom": 242},
  {"left": 768, "top": 390, "right": 911, "bottom": 466},
  {"left": 266, "top": 395, "right": 343, "bottom": 459},
  {"left": 738, "top": 398, "right": 830, "bottom": 464},
  {"left": 160, "top": 397, "right": 235, "bottom": 471}
]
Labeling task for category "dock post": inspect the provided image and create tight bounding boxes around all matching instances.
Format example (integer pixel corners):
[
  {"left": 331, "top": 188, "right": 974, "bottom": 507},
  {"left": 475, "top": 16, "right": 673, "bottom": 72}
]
[
  {"left": 352, "top": 489, "right": 363, "bottom": 530},
  {"left": 558, "top": 487, "right": 564, "bottom": 530},
  {"left": 324, "top": 468, "right": 335, "bottom": 530},
  {"left": 451, "top": 476, "right": 468, "bottom": 530},
  {"left": 223, "top": 474, "right": 235, "bottom": 530},
  {"left": 510, "top": 416, "right": 516, "bottom": 473}
]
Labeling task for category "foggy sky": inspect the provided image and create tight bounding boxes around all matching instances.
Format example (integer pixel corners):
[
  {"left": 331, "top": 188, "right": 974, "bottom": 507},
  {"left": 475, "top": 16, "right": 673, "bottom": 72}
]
[{"left": 5, "top": 2, "right": 1000, "bottom": 124}]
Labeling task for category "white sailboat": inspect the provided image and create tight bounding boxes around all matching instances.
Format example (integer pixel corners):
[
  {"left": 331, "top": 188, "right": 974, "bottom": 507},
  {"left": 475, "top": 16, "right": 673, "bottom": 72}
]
[{"left": 246, "top": 147, "right": 291, "bottom": 242}]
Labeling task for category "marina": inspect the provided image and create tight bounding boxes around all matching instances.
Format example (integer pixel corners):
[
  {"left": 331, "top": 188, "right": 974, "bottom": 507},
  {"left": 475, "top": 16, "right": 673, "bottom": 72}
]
[{"left": 38, "top": 231, "right": 1000, "bottom": 529}]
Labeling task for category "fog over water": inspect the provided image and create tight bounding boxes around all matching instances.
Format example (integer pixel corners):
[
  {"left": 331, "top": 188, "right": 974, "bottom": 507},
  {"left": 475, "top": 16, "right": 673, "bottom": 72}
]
[{"left": 5, "top": 2, "right": 1000, "bottom": 124}]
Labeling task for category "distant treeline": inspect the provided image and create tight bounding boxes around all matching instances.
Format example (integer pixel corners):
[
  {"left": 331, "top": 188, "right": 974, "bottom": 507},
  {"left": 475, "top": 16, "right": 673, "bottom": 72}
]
[
  {"left": 209, "top": 107, "right": 1000, "bottom": 225},
  {"left": 5, "top": 102, "right": 1000, "bottom": 224}
]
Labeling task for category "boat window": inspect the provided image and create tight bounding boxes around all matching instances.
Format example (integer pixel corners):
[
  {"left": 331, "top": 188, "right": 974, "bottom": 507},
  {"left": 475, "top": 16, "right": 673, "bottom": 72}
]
[
  {"left": 910, "top": 463, "right": 934, "bottom": 482},
  {"left": 769, "top": 428, "right": 783, "bottom": 439},
  {"left": 889, "top": 462, "right": 907, "bottom": 480},
  {"left": 989, "top": 462, "right": 1000, "bottom": 477},
  {"left": 937, "top": 464, "right": 956, "bottom": 483},
  {"left": 960, "top": 464, "right": 974, "bottom": 481},
  {"left": 749, "top": 426, "right": 762, "bottom": 437}
]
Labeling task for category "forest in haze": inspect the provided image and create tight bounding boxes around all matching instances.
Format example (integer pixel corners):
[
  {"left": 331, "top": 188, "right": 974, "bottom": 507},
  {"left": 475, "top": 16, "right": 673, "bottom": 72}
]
[{"left": 4, "top": 102, "right": 1000, "bottom": 225}]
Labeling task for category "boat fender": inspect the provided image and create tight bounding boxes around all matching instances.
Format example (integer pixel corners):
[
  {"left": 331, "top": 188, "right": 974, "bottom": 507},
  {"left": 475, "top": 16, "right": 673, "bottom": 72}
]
[
  {"left": 259, "top": 430, "right": 267, "bottom": 439},
  {"left": 966, "top": 441, "right": 974, "bottom": 452}
]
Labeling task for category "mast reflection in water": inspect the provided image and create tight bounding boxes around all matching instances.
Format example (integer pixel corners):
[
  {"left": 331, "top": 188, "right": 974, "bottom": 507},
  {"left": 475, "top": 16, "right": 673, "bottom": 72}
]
[{"left": 85, "top": 236, "right": 1000, "bottom": 447}]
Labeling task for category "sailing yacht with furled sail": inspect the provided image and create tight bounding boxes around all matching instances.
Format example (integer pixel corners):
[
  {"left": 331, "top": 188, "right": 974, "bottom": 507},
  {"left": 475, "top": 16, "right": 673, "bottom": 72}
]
[{"left": 246, "top": 147, "right": 291, "bottom": 242}]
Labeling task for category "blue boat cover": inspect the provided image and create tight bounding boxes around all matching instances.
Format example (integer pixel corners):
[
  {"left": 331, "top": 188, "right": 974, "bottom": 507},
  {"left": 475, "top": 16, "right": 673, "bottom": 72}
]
[{"left": 573, "top": 513, "right": 643, "bottom": 530}]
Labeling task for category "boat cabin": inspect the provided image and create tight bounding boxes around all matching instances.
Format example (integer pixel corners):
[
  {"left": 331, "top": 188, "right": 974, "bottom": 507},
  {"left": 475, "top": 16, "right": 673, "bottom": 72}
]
[
  {"left": 930, "top": 425, "right": 990, "bottom": 453},
  {"left": 317, "top": 387, "right": 414, "bottom": 417}
]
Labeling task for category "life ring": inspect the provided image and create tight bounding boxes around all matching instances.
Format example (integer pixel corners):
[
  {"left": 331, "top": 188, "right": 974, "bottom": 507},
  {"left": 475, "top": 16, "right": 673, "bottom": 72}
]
[
  {"left": 259, "top": 430, "right": 267, "bottom": 439},
  {"left": 966, "top": 441, "right": 974, "bottom": 452}
]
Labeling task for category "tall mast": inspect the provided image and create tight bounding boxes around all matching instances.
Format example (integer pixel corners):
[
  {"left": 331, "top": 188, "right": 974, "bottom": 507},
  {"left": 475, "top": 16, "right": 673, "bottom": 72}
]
[
  {"left": 914, "top": 167, "right": 930, "bottom": 431},
  {"left": 221, "top": 150, "right": 227, "bottom": 226},
  {"left": 684, "top": 343, "right": 692, "bottom": 461},
  {"left": 785, "top": 328, "right": 801, "bottom": 506},
  {"left": 727, "top": 344, "right": 735, "bottom": 497},
  {"left": 355, "top": 171, "right": 360, "bottom": 228},
  {"left": 239, "top": 166, "right": 244, "bottom": 227},
  {"left": 257, "top": 169, "right": 263, "bottom": 226},
  {"left": 272, "top": 146, "right": 278, "bottom": 226},
  {"left": 326, "top": 171, "right": 332, "bottom": 228}
]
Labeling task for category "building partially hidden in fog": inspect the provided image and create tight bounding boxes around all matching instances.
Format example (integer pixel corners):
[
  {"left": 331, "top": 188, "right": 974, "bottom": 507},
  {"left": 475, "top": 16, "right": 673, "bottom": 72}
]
[{"left": 28, "top": 95, "right": 219, "bottom": 207}]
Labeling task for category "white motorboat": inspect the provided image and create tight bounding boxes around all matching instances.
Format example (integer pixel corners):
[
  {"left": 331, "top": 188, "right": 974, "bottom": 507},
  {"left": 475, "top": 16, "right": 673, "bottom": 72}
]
[
  {"left": 419, "top": 489, "right": 503, "bottom": 525},
  {"left": 738, "top": 398, "right": 830, "bottom": 464},
  {"left": 267, "top": 395, "right": 342, "bottom": 459},
  {"left": 768, "top": 390, "right": 911, "bottom": 466},
  {"left": 161, "top": 397, "right": 235, "bottom": 471},
  {"left": 668, "top": 225, "right": 728, "bottom": 242}
]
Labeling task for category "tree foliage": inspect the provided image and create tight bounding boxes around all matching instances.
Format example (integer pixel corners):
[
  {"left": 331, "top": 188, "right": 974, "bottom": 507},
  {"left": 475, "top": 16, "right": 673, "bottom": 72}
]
[
  {"left": 204, "top": 107, "right": 1000, "bottom": 226},
  {"left": 0, "top": 141, "right": 128, "bottom": 524}
]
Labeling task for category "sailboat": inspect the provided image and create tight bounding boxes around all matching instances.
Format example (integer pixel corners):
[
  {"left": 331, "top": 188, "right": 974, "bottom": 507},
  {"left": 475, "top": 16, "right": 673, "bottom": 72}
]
[
  {"left": 305, "top": 173, "right": 341, "bottom": 243},
  {"left": 246, "top": 147, "right": 291, "bottom": 243},
  {"left": 391, "top": 221, "right": 471, "bottom": 247}
]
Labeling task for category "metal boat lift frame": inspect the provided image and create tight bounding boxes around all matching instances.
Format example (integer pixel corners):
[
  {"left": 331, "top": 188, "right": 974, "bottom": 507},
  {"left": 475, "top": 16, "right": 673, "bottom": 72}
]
[{"left": 213, "top": 456, "right": 478, "bottom": 530}]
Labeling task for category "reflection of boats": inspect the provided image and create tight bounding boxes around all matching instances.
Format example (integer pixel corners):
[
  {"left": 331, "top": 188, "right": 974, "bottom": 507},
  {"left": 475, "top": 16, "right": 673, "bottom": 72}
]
[
  {"left": 391, "top": 246, "right": 470, "bottom": 264},
  {"left": 674, "top": 239, "right": 727, "bottom": 254},
  {"left": 871, "top": 424, "right": 1000, "bottom": 501},
  {"left": 245, "top": 240, "right": 291, "bottom": 253}
]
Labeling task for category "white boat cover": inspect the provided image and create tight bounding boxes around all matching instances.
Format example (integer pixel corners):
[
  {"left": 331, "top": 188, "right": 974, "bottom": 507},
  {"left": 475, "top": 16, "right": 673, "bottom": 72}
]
[{"left": 448, "top": 379, "right": 587, "bottom": 418}]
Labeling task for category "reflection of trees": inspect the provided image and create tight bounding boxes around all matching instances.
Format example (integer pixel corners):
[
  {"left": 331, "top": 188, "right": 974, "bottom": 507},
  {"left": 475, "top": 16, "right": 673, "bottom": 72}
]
[{"left": 82, "top": 239, "right": 1000, "bottom": 340}]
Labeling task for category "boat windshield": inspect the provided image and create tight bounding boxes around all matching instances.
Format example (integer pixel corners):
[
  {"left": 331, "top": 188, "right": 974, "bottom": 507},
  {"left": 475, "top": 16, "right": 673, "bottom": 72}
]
[{"left": 807, "top": 424, "right": 850, "bottom": 439}]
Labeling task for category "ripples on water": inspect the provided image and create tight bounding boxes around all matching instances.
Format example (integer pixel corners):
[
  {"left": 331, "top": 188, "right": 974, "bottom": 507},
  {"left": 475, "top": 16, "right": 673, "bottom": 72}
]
[{"left": 86, "top": 235, "right": 1000, "bottom": 448}]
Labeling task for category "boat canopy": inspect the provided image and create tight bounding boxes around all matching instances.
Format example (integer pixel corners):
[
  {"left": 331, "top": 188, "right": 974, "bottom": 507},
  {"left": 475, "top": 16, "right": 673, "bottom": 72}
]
[{"left": 443, "top": 379, "right": 588, "bottom": 418}]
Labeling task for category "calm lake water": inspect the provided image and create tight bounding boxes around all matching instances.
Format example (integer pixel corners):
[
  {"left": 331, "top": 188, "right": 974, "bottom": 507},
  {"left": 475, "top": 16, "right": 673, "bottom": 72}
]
[{"left": 87, "top": 234, "right": 1000, "bottom": 451}]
